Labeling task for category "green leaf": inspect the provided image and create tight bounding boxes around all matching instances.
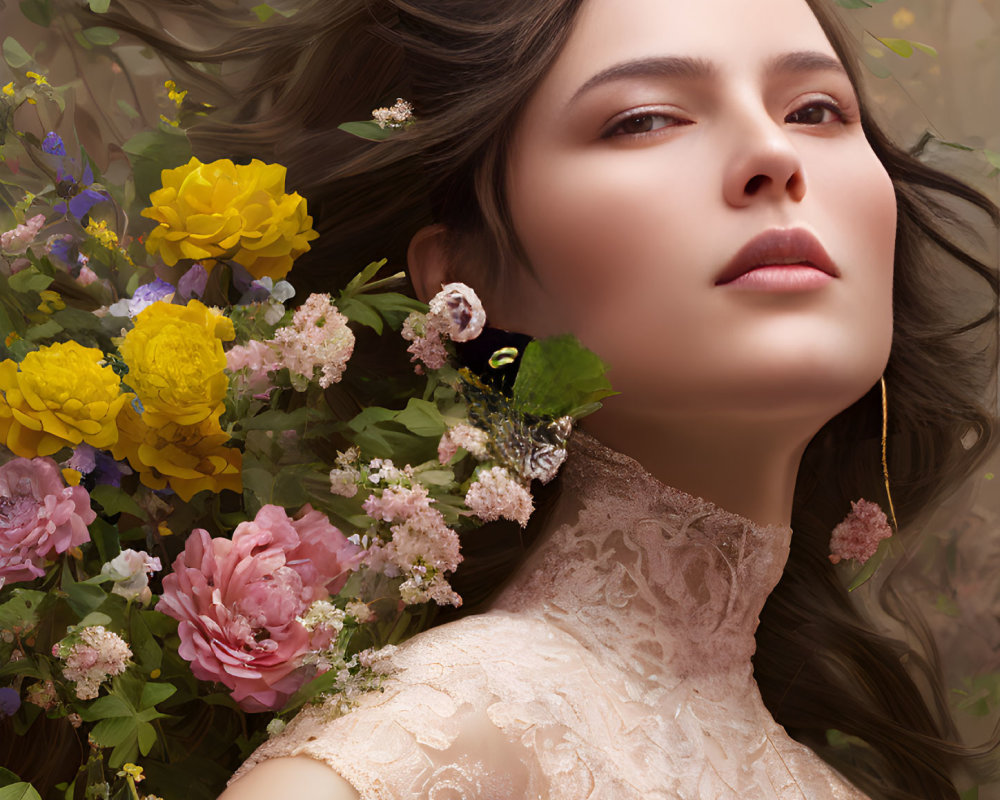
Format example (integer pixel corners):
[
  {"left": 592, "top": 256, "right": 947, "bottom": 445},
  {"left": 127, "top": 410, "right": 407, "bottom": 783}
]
[
  {"left": 115, "top": 99, "right": 140, "bottom": 120},
  {"left": 339, "top": 259, "right": 390, "bottom": 298},
  {"left": 511, "top": 335, "right": 615, "bottom": 418},
  {"left": 0, "top": 783, "right": 43, "bottom": 800},
  {"left": 877, "top": 37, "right": 937, "bottom": 59},
  {"left": 122, "top": 128, "right": 192, "bottom": 208},
  {"left": 90, "top": 485, "right": 145, "bottom": 518},
  {"left": 88, "top": 517, "right": 121, "bottom": 565},
  {"left": 8, "top": 267, "right": 53, "bottom": 294},
  {"left": 395, "top": 398, "right": 446, "bottom": 437},
  {"left": 2, "top": 38, "right": 33, "bottom": 69},
  {"left": 88, "top": 0, "right": 111, "bottom": 12},
  {"left": 337, "top": 121, "right": 399, "bottom": 142},
  {"left": 0, "top": 768, "right": 22, "bottom": 788},
  {"left": 139, "top": 682, "right": 176, "bottom": 708},
  {"left": 90, "top": 716, "right": 136, "bottom": 748},
  {"left": 984, "top": 150, "right": 1000, "bottom": 171},
  {"left": 337, "top": 297, "right": 383, "bottom": 334},
  {"left": 129, "top": 613, "right": 163, "bottom": 671},
  {"left": 136, "top": 720, "right": 157, "bottom": 755},
  {"left": 24, "top": 319, "right": 62, "bottom": 342},
  {"left": 19, "top": 0, "right": 53, "bottom": 27},
  {"left": 79, "top": 694, "right": 133, "bottom": 722},
  {"left": 0, "top": 590, "right": 49, "bottom": 631},
  {"left": 81, "top": 27, "right": 119, "bottom": 46},
  {"left": 251, "top": 3, "right": 276, "bottom": 21}
]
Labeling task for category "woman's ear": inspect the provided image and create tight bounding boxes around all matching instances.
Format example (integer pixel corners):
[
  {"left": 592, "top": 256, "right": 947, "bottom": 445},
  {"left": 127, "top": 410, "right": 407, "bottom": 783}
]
[{"left": 407, "top": 224, "right": 452, "bottom": 302}]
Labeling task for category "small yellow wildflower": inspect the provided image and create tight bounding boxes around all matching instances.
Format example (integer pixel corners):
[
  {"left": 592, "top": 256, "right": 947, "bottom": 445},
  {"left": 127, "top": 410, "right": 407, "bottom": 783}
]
[
  {"left": 158, "top": 114, "right": 181, "bottom": 128},
  {"left": 61, "top": 467, "right": 82, "bottom": 486},
  {"left": 37, "top": 289, "right": 66, "bottom": 315},
  {"left": 157, "top": 522, "right": 173, "bottom": 538},
  {"left": 149, "top": 668, "right": 162, "bottom": 679},
  {"left": 4, "top": 332, "right": 20, "bottom": 347},
  {"left": 1, "top": 82, "right": 14, "bottom": 98},
  {"left": 117, "top": 763, "right": 144, "bottom": 782},
  {"left": 165, "top": 80, "right": 187, "bottom": 107},
  {"left": 25, "top": 71, "right": 49, "bottom": 87},
  {"left": 86, "top": 219, "right": 119, "bottom": 250}
]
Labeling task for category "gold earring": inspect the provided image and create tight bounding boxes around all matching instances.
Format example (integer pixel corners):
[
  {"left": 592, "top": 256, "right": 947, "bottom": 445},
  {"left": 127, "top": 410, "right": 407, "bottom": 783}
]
[{"left": 880, "top": 375, "right": 899, "bottom": 533}]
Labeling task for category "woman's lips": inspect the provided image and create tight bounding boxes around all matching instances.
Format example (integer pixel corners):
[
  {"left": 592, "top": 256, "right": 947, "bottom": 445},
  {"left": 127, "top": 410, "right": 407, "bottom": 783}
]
[{"left": 715, "top": 228, "right": 839, "bottom": 290}]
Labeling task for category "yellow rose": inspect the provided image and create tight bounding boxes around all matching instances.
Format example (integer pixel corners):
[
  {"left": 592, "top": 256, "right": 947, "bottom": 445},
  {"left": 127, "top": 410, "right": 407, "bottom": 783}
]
[
  {"left": 140, "top": 157, "right": 319, "bottom": 280},
  {"left": 119, "top": 299, "right": 235, "bottom": 428},
  {"left": 0, "top": 341, "right": 130, "bottom": 458},
  {"left": 112, "top": 405, "right": 242, "bottom": 501}
]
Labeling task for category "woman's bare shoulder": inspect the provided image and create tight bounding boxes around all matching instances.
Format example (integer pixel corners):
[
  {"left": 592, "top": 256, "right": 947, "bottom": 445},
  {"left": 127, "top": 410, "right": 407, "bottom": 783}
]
[{"left": 219, "top": 756, "right": 360, "bottom": 800}]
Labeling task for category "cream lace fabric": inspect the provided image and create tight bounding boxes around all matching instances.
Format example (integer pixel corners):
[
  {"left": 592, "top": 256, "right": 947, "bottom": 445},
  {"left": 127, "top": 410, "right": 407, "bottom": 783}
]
[{"left": 231, "top": 433, "right": 868, "bottom": 799}]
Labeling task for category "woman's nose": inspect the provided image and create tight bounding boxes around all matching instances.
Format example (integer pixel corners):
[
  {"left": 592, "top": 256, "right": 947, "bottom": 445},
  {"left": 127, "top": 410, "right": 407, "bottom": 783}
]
[{"left": 721, "top": 107, "right": 806, "bottom": 208}]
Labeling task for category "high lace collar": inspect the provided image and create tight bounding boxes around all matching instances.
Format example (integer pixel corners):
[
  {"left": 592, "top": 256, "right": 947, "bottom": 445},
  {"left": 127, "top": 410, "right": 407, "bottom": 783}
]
[{"left": 490, "top": 431, "right": 793, "bottom": 687}]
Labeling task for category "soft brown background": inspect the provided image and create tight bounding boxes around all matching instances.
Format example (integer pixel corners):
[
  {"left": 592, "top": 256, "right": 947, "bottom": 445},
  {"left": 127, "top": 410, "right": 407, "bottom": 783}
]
[{"left": 1, "top": 0, "right": 999, "bottom": 794}]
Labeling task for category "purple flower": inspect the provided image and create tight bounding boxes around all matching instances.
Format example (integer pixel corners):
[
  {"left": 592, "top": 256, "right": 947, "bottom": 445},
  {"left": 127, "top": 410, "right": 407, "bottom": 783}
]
[
  {"left": 178, "top": 263, "right": 209, "bottom": 300},
  {"left": 42, "top": 132, "right": 66, "bottom": 156},
  {"left": 0, "top": 687, "right": 20, "bottom": 717},
  {"left": 108, "top": 278, "right": 176, "bottom": 318},
  {"left": 53, "top": 164, "right": 110, "bottom": 221}
]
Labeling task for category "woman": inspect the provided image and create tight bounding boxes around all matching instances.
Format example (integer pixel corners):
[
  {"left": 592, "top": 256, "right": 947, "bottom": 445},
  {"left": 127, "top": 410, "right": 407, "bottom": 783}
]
[{"left": 105, "top": 0, "right": 998, "bottom": 797}]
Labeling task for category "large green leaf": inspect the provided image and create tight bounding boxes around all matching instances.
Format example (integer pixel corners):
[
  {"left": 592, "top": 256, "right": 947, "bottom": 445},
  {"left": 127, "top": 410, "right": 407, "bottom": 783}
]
[
  {"left": 511, "top": 335, "right": 614, "bottom": 418},
  {"left": 0, "top": 783, "right": 42, "bottom": 800}
]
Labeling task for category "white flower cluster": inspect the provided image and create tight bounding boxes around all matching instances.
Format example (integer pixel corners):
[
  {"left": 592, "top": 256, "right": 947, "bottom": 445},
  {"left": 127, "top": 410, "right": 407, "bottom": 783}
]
[{"left": 56, "top": 625, "right": 132, "bottom": 700}]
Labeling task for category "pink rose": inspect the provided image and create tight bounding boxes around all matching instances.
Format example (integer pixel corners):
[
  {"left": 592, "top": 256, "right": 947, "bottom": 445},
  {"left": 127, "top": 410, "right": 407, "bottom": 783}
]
[
  {"left": 157, "top": 505, "right": 361, "bottom": 711},
  {"left": 0, "top": 457, "right": 94, "bottom": 583}
]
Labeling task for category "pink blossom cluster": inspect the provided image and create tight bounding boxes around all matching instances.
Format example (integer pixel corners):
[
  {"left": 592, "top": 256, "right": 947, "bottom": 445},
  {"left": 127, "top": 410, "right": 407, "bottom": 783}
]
[
  {"left": 465, "top": 466, "right": 534, "bottom": 527},
  {"left": 828, "top": 498, "right": 893, "bottom": 565},
  {"left": 400, "top": 282, "right": 486, "bottom": 372},
  {"left": 0, "top": 457, "right": 94, "bottom": 584},
  {"left": 0, "top": 214, "right": 45, "bottom": 254},
  {"left": 157, "top": 505, "right": 362, "bottom": 711},
  {"left": 272, "top": 293, "right": 355, "bottom": 389},
  {"left": 362, "top": 483, "right": 463, "bottom": 606},
  {"left": 56, "top": 625, "right": 132, "bottom": 700},
  {"left": 437, "top": 424, "right": 489, "bottom": 463},
  {"left": 226, "top": 339, "right": 280, "bottom": 394}
]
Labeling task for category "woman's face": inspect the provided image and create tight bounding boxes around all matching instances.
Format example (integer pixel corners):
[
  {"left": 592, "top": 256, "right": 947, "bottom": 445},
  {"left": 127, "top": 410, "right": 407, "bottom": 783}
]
[{"left": 495, "top": 0, "right": 896, "bottom": 426}]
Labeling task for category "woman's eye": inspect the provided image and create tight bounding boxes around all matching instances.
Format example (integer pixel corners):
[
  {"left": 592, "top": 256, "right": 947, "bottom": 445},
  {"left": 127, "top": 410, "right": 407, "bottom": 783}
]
[
  {"left": 604, "top": 113, "right": 682, "bottom": 138},
  {"left": 785, "top": 102, "right": 844, "bottom": 126}
]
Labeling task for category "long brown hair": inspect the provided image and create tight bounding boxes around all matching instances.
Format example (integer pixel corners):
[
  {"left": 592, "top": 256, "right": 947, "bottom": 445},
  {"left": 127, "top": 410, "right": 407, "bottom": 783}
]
[{"left": 87, "top": 1, "right": 999, "bottom": 797}]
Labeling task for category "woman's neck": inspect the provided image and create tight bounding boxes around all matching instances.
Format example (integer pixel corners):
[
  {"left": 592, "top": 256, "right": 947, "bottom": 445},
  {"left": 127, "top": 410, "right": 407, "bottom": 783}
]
[{"left": 580, "top": 408, "right": 818, "bottom": 527}]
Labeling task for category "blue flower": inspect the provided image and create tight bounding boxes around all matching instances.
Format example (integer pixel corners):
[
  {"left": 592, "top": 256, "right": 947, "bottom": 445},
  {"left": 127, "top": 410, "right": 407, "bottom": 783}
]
[
  {"left": 0, "top": 687, "right": 20, "bottom": 717},
  {"left": 42, "top": 131, "right": 66, "bottom": 156}
]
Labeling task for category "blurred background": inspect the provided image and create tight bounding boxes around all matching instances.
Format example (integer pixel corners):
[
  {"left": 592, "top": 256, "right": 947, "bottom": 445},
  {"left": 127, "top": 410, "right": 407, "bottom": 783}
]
[{"left": 0, "top": 0, "right": 998, "bottom": 795}]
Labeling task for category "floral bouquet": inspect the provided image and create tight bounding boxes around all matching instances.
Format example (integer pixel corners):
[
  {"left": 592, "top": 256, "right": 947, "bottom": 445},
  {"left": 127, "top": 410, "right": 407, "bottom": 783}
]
[{"left": 0, "top": 44, "right": 613, "bottom": 800}]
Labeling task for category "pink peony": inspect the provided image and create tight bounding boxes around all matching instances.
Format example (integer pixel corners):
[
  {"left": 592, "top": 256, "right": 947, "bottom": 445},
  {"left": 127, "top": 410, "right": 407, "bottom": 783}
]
[
  {"left": 157, "top": 504, "right": 362, "bottom": 711},
  {"left": 0, "top": 457, "right": 94, "bottom": 583},
  {"left": 828, "top": 498, "right": 893, "bottom": 565}
]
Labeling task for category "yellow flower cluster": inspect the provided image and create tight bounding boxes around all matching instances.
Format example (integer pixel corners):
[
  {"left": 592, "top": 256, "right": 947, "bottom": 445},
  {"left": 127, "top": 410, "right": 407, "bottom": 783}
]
[
  {"left": 113, "top": 300, "right": 242, "bottom": 500},
  {"left": 0, "top": 342, "right": 130, "bottom": 457},
  {"left": 141, "top": 158, "right": 319, "bottom": 281}
]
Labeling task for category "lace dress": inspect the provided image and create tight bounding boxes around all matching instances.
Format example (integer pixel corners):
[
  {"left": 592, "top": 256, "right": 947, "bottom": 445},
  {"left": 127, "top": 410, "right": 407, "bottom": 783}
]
[{"left": 230, "top": 433, "right": 868, "bottom": 799}]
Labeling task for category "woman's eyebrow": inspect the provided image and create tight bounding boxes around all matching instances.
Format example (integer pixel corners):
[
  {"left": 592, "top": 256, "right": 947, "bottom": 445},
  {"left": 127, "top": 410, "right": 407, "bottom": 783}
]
[{"left": 566, "top": 50, "right": 848, "bottom": 108}]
